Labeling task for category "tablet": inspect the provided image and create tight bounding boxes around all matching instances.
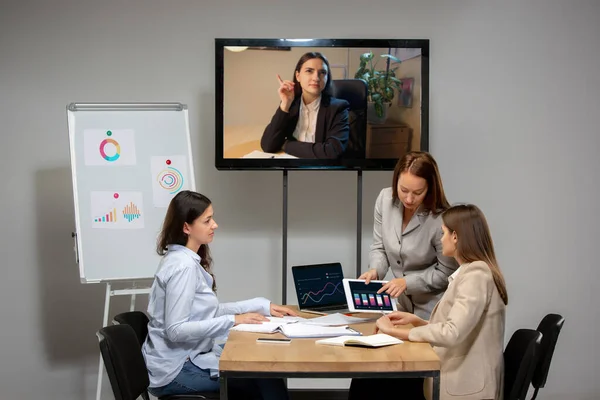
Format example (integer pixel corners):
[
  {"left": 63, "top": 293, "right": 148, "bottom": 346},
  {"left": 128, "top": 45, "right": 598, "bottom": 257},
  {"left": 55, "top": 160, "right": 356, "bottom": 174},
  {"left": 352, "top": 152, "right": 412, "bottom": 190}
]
[{"left": 342, "top": 279, "right": 398, "bottom": 313}]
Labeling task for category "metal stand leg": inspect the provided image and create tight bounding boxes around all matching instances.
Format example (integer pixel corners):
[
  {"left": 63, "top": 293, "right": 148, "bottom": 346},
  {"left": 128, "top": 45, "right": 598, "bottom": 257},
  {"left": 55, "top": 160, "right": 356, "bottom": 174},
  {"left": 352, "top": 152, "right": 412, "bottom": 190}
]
[
  {"left": 96, "top": 282, "right": 111, "bottom": 400},
  {"left": 282, "top": 170, "right": 288, "bottom": 305},
  {"left": 432, "top": 371, "right": 440, "bottom": 400},
  {"left": 220, "top": 375, "right": 228, "bottom": 400},
  {"left": 356, "top": 170, "right": 362, "bottom": 277}
]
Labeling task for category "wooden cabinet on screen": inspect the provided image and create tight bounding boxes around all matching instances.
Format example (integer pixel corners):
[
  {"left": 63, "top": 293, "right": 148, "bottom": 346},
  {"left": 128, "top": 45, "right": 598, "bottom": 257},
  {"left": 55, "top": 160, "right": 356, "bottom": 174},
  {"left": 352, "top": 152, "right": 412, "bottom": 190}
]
[{"left": 366, "top": 122, "right": 412, "bottom": 159}]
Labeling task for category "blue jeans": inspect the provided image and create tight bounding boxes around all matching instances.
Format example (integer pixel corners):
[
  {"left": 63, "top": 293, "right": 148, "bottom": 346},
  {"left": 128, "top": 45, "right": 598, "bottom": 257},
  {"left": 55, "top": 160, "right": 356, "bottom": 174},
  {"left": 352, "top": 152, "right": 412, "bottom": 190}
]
[{"left": 149, "top": 359, "right": 289, "bottom": 400}]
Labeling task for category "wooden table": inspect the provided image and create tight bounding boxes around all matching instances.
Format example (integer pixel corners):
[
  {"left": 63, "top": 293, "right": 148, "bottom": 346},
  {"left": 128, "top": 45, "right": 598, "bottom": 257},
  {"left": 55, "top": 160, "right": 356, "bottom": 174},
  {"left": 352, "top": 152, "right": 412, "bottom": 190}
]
[{"left": 219, "top": 310, "right": 441, "bottom": 400}]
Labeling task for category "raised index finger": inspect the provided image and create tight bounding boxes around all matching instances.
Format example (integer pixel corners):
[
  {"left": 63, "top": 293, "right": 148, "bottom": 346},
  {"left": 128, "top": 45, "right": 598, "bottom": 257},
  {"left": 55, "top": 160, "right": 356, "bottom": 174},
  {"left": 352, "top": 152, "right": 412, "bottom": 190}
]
[{"left": 276, "top": 74, "right": 284, "bottom": 85}]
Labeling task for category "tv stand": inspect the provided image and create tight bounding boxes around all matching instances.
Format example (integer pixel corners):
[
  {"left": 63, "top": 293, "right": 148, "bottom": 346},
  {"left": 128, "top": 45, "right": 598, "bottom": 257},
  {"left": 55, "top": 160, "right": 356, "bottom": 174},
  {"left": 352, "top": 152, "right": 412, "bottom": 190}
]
[{"left": 280, "top": 170, "right": 362, "bottom": 304}]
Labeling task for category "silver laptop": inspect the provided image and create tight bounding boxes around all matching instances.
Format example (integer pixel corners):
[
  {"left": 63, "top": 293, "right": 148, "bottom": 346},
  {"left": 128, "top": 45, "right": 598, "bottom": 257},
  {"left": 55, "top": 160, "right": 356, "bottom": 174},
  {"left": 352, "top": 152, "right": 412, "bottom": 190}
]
[{"left": 292, "top": 262, "right": 350, "bottom": 314}]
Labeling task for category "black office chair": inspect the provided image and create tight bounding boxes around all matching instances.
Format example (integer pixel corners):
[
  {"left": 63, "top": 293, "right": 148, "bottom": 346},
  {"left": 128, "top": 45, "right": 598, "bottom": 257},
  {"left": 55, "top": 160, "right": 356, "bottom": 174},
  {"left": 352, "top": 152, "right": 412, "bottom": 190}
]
[
  {"left": 332, "top": 79, "right": 368, "bottom": 159},
  {"left": 98, "top": 324, "right": 219, "bottom": 400},
  {"left": 113, "top": 311, "right": 149, "bottom": 347},
  {"left": 530, "top": 314, "right": 565, "bottom": 400},
  {"left": 503, "top": 328, "right": 543, "bottom": 400}
]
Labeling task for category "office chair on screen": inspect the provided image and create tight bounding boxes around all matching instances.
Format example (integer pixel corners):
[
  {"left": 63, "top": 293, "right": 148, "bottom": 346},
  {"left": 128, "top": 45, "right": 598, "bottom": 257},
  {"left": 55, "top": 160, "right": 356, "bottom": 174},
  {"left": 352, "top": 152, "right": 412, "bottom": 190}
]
[{"left": 332, "top": 79, "right": 368, "bottom": 159}]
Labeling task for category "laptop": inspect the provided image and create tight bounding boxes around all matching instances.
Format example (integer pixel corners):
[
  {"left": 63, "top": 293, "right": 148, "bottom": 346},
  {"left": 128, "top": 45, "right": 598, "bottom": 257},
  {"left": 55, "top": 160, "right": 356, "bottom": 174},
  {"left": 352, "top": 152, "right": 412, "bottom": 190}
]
[{"left": 292, "top": 262, "right": 350, "bottom": 314}]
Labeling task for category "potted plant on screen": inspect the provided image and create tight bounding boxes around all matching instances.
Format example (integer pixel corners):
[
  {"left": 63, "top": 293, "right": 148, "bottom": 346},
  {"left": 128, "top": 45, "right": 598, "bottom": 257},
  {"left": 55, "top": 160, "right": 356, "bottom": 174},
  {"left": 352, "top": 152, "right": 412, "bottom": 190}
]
[{"left": 354, "top": 49, "right": 402, "bottom": 124}]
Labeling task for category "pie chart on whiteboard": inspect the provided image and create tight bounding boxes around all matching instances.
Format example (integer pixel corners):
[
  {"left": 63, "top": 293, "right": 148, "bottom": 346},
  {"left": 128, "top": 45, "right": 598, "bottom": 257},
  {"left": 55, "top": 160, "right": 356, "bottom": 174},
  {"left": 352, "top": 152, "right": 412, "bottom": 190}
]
[{"left": 151, "top": 155, "right": 189, "bottom": 207}]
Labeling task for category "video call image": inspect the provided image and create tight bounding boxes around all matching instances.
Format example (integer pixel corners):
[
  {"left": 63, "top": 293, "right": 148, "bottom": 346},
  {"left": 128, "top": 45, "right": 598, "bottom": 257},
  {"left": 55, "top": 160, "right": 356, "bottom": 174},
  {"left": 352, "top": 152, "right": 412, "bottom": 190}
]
[{"left": 222, "top": 46, "right": 423, "bottom": 160}]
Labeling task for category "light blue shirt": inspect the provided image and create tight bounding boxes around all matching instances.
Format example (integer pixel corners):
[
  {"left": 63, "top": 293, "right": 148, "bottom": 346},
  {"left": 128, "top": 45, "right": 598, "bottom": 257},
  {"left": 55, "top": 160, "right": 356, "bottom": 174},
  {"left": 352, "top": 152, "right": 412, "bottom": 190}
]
[{"left": 141, "top": 244, "right": 271, "bottom": 388}]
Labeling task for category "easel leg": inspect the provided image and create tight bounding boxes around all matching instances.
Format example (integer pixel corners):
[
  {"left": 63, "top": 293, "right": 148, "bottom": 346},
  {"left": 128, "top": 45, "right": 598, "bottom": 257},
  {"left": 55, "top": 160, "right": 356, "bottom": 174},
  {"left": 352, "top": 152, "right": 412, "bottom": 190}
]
[{"left": 96, "top": 282, "right": 111, "bottom": 400}]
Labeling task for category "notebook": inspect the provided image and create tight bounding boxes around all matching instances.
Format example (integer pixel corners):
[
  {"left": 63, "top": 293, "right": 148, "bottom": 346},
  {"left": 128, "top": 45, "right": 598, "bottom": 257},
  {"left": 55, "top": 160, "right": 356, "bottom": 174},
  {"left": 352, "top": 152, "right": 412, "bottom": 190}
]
[
  {"left": 279, "top": 323, "right": 361, "bottom": 338},
  {"left": 316, "top": 333, "right": 403, "bottom": 348}
]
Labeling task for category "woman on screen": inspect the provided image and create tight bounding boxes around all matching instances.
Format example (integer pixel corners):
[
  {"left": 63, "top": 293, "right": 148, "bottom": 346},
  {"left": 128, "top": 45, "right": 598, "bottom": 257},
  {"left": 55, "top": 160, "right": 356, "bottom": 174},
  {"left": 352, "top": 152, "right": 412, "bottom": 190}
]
[
  {"left": 142, "top": 190, "right": 295, "bottom": 399},
  {"left": 349, "top": 204, "right": 508, "bottom": 400},
  {"left": 359, "top": 151, "right": 459, "bottom": 320},
  {"left": 260, "top": 51, "right": 350, "bottom": 159}
]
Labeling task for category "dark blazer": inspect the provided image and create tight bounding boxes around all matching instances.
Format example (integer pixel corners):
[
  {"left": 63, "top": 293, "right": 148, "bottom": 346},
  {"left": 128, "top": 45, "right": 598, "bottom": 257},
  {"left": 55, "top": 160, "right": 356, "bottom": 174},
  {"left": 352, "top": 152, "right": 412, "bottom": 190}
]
[{"left": 260, "top": 95, "right": 350, "bottom": 159}]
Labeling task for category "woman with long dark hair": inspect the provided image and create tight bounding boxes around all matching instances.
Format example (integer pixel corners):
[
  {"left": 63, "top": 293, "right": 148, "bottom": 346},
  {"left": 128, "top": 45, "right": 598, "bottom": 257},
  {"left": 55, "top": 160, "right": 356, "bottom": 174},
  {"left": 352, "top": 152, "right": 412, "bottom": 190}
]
[
  {"left": 260, "top": 51, "right": 350, "bottom": 159},
  {"left": 142, "top": 190, "right": 296, "bottom": 399}
]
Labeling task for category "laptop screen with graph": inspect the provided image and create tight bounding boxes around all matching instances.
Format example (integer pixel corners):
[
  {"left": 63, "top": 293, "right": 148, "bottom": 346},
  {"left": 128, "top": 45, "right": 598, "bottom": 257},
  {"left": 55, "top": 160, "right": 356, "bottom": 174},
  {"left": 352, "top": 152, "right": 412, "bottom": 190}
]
[{"left": 292, "top": 263, "right": 347, "bottom": 311}]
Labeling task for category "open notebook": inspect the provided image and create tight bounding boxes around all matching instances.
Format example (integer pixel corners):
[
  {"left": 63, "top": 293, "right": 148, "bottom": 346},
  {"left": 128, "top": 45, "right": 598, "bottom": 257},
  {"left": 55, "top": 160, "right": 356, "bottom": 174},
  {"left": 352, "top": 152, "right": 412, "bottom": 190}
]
[
  {"left": 316, "top": 333, "right": 403, "bottom": 348},
  {"left": 231, "top": 317, "right": 361, "bottom": 338}
]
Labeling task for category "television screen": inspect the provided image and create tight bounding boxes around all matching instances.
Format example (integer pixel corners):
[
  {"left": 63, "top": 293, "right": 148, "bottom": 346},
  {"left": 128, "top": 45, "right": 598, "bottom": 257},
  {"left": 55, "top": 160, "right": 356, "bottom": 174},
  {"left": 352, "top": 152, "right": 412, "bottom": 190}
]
[{"left": 215, "top": 38, "right": 429, "bottom": 170}]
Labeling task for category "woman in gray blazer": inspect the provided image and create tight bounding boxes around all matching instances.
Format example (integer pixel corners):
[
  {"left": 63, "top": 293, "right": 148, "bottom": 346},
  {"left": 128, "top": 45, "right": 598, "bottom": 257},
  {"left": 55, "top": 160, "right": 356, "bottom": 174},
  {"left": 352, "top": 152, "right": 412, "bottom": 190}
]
[
  {"left": 360, "top": 151, "right": 459, "bottom": 320},
  {"left": 350, "top": 204, "right": 509, "bottom": 400}
]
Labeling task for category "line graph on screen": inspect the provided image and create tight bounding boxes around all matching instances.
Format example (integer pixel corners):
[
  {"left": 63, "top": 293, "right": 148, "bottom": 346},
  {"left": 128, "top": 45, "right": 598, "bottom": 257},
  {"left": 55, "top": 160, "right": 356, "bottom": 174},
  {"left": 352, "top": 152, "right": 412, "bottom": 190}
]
[{"left": 300, "top": 281, "right": 344, "bottom": 304}]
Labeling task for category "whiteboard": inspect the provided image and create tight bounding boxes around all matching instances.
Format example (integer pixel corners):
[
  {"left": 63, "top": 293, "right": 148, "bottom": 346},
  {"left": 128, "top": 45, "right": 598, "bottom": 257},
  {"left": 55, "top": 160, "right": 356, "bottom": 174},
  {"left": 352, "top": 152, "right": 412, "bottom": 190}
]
[{"left": 67, "top": 103, "right": 196, "bottom": 283}]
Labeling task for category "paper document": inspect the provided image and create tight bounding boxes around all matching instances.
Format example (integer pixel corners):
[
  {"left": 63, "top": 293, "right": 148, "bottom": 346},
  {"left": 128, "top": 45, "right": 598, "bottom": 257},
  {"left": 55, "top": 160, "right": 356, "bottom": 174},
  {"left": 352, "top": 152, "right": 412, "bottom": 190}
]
[
  {"left": 267, "top": 316, "right": 305, "bottom": 324},
  {"left": 303, "top": 313, "right": 375, "bottom": 326},
  {"left": 279, "top": 323, "right": 361, "bottom": 338},
  {"left": 242, "top": 150, "right": 298, "bottom": 159},
  {"left": 230, "top": 316, "right": 302, "bottom": 333},
  {"left": 230, "top": 317, "right": 361, "bottom": 338},
  {"left": 230, "top": 322, "right": 283, "bottom": 334}
]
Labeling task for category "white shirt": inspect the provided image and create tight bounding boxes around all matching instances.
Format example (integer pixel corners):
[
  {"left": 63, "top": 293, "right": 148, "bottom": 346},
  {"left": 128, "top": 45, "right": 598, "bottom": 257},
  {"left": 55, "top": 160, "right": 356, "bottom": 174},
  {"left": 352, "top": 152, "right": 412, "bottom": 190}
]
[
  {"left": 292, "top": 96, "right": 321, "bottom": 142},
  {"left": 141, "top": 244, "right": 271, "bottom": 387}
]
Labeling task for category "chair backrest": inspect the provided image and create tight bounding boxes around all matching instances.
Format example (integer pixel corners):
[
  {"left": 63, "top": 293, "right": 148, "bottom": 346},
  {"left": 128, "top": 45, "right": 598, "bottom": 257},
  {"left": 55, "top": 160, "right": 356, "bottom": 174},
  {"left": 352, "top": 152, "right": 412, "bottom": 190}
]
[
  {"left": 503, "top": 328, "right": 543, "bottom": 400},
  {"left": 113, "top": 311, "right": 150, "bottom": 347},
  {"left": 532, "top": 313, "right": 565, "bottom": 389},
  {"left": 332, "top": 79, "right": 368, "bottom": 158},
  {"left": 97, "top": 324, "right": 150, "bottom": 400}
]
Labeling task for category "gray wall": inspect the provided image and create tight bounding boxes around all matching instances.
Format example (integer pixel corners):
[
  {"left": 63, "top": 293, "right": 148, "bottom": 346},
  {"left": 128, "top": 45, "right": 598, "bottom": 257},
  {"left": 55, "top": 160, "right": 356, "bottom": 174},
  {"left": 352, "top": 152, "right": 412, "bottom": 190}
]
[{"left": 1, "top": 0, "right": 598, "bottom": 399}]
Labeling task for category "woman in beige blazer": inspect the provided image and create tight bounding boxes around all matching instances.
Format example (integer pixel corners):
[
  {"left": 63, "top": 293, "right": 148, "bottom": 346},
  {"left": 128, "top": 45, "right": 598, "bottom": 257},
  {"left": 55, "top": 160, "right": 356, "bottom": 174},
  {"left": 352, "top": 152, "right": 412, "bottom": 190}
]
[
  {"left": 349, "top": 204, "right": 509, "bottom": 400},
  {"left": 360, "top": 151, "right": 459, "bottom": 319}
]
